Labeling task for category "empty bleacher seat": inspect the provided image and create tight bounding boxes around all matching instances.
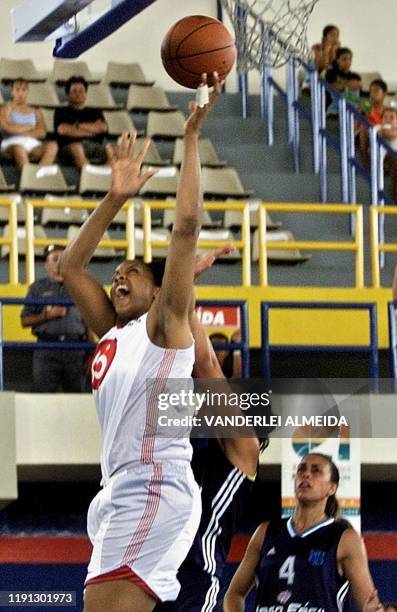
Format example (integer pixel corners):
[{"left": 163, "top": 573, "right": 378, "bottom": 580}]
[
  {"left": 0, "top": 167, "right": 15, "bottom": 191},
  {"left": 85, "top": 84, "right": 118, "bottom": 109},
  {"left": 223, "top": 201, "right": 282, "bottom": 230},
  {"left": 197, "top": 229, "right": 241, "bottom": 260},
  {"left": 67, "top": 225, "right": 116, "bottom": 258},
  {"left": 50, "top": 60, "right": 98, "bottom": 84},
  {"left": 79, "top": 164, "right": 112, "bottom": 196},
  {"left": 173, "top": 138, "right": 226, "bottom": 167},
  {"left": 202, "top": 167, "right": 254, "bottom": 199},
  {"left": 104, "top": 62, "right": 153, "bottom": 86},
  {"left": 41, "top": 197, "right": 88, "bottom": 226},
  {"left": 138, "top": 166, "right": 179, "bottom": 197},
  {"left": 132, "top": 138, "right": 167, "bottom": 165},
  {"left": 1, "top": 223, "right": 47, "bottom": 257},
  {"left": 252, "top": 229, "right": 310, "bottom": 263},
  {"left": 41, "top": 109, "right": 55, "bottom": 134},
  {"left": 126, "top": 85, "right": 176, "bottom": 112},
  {"left": 104, "top": 110, "right": 136, "bottom": 137},
  {"left": 27, "top": 82, "right": 60, "bottom": 108},
  {"left": 19, "top": 163, "right": 73, "bottom": 194},
  {"left": 146, "top": 111, "right": 185, "bottom": 139},
  {"left": 134, "top": 226, "right": 170, "bottom": 258},
  {"left": 0, "top": 58, "right": 44, "bottom": 83}
]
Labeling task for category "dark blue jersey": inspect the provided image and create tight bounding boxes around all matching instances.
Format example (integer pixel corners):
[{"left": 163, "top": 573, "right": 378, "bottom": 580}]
[
  {"left": 156, "top": 439, "right": 254, "bottom": 612},
  {"left": 255, "top": 517, "right": 352, "bottom": 612}
]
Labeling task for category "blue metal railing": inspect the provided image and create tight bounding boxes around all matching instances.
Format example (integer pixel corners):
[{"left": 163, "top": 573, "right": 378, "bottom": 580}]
[
  {"left": 261, "top": 301, "right": 379, "bottom": 381},
  {"left": 0, "top": 299, "right": 250, "bottom": 390},
  {"left": 388, "top": 301, "right": 397, "bottom": 379}
]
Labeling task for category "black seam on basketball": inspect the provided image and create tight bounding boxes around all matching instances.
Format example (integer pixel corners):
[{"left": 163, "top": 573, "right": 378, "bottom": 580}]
[
  {"left": 173, "top": 21, "right": 231, "bottom": 58},
  {"left": 166, "top": 60, "right": 225, "bottom": 80},
  {"left": 164, "top": 43, "right": 235, "bottom": 61}
]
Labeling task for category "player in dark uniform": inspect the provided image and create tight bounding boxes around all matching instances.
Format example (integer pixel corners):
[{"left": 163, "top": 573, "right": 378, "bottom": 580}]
[
  {"left": 224, "top": 453, "right": 383, "bottom": 612},
  {"left": 155, "top": 313, "right": 270, "bottom": 612}
]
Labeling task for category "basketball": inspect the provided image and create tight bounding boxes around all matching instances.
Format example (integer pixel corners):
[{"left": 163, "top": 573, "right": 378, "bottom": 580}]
[{"left": 161, "top": 15, "right": 236, "bottom": 89}]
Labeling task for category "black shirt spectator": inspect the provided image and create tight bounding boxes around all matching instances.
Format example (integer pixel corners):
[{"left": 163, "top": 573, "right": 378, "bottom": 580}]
[{"left": 53, "top": 76, "right": 111, "bottom": 169}]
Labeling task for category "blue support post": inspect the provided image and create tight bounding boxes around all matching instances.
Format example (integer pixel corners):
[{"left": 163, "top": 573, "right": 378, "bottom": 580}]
[
  {"left": 338, "top": 96, "right": 349, "bottom": 203},
  {"left": 310, "top": 68, "right": 320, "bottom": 174},
  {"left": 388, "top": 302, "right": 397, "bottom": 380}
]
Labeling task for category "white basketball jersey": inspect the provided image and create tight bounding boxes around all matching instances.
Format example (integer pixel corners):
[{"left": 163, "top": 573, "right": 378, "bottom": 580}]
[{"left": 91, "top": 313, "right": 195, "bottom": 483}]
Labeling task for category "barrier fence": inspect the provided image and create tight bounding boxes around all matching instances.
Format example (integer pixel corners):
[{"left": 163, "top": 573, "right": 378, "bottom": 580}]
[
  {"left": 258, "top": 203, "right": 364, "bottom": 287},
  {"left": 260, "top": 301, "right": 379, "bottom": 380},
  {"left": 0, "top": 299, "right": 250, "bottom": 390}
]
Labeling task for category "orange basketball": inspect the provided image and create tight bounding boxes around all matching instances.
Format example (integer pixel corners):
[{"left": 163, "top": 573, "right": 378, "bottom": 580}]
[{"left": 161, "top": 15, "right": 236, "bottom": 89}]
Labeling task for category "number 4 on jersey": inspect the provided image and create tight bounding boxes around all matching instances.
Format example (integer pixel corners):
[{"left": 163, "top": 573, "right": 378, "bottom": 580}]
[{"left": 279, "top": 555, "right": 295, "bottom": 585}]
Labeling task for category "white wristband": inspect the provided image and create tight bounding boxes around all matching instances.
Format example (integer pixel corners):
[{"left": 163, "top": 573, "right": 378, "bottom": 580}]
[{"left": 196, "top": 84, "right": 209, "bottom": 108}]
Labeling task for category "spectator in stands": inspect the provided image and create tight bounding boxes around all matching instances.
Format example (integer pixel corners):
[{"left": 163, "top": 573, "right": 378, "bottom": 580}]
[
  {"left": 209, "top": 330, "right": 242, "bottom": 378},
  {"left": 378, "top": 107, "right": 397, "bottom": 203},
  {"left": 313, "top": 24, "right": 341, "bottom": 75},
  {"left": 20, "top": 244, "right": 88, "bottom": 392},
  {"left": 54, "top": 76, "right": 111, "bottom": 170},
  {"left": 0, "top": 78, "right": 58, "bottom": 170},
  {"left": 325, "top": 47, "right": 358, "bottom": 116},
  {"left": 359, "top": 79, "right": 388, "bottom": 168}
]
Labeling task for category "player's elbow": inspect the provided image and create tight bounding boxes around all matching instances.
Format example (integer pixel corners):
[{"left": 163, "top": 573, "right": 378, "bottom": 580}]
[{"left": 173, "top": 215, "right": 200, "bottom": 236}]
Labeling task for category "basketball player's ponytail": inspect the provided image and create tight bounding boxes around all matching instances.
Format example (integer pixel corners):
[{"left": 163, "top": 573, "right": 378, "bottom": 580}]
[{"left": 325, "top": 493, "right": 339, "bottom": 518}]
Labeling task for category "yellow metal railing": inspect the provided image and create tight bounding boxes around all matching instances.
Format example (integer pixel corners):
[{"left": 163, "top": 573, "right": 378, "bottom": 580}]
[
  {"left": 370, "top": 205, "right": 397, "bottom": 288},
  {"left": 258, "top": 203, "right": 364, "bottom": 287},
  {"left": 0, "top": 198, "right": 18, "bottom": 284},
  {"left": 142, "top": 200, "right": 251, "bottom": 286},
  {"left": 25, "top": 199, "right": 136, "bottom": 284}
]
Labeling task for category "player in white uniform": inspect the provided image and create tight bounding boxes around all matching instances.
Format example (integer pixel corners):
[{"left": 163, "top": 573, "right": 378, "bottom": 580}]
[{"left": 60, "top": 74, "right": 222, "bottom": 612}]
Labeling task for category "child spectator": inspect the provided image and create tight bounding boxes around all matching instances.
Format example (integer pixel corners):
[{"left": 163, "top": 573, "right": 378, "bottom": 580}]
[
  {"left": 359, "top": 79, "right": 388, "bottom": 168},
  {"left": 0, "top": 78, "right": 58, "bottom": 169},
  {"left": 302, "top": 25, "right": 340, "bottom": 92},
  {"left": 325, "top": 47, "right": 358, "bottom": 115},
  {"left": 314, "top": 24, "right": 341, "bottom": 75}
]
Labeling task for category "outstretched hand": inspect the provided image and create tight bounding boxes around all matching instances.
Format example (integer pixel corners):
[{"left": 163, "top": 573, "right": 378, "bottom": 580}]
[
  {"left": 194, "top": 244, "right": 235, "bottom": 280},
  {"left": 107, "top": 131, "right": 156, "bottom": 200},
  {"left": 184, "top": 72, "right": 223, "bottom": 136}
]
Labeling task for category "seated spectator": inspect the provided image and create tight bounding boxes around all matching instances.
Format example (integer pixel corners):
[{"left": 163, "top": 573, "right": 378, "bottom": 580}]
[
  {"left": 20, "top": 244, "right": 89, "bottom": 392},
  {"left": 54, "top": 76, "right": 111, "bottom": 170},
  {"left": 0, "top": 78, "right": 58, "bottom": 169},
  {"left": 325, "top": 47, "right": 358, "bottom": 115},
  {"left": 378, "top": 106, "right": 397, "bottom": 203},
  {"left": 359, "top": 79, "right": 388, "bottom": 168}
]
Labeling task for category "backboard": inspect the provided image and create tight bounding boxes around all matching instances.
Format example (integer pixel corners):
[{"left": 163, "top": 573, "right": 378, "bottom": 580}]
[{"left": 11, "top": 0, "right": 158, "bottom": 58}]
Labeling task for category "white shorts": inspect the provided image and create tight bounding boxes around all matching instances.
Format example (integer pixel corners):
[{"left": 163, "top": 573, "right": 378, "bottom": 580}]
[
  {"left": 85, "top": 461, "right": 201, "bottom": 602},
  {"left": 1, "top": 136, "right": 41, "bottom": 153}
]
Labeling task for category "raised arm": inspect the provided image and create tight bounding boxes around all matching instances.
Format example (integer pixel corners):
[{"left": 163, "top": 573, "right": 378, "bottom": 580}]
[
  {"left": 338, "top": 529, "right": 383, "bottom": 612},
  {"left": 191, "top": 311, "right": 259, "bottom": 476},
  {"left": 223, "top": 523, "right": 267, "bottom": 611},
  {"left": 148, "top": 74, "right": 222, "bottom": 349},
  {"left": 60, "top": 134, "right": 154, "bottom": 337}
]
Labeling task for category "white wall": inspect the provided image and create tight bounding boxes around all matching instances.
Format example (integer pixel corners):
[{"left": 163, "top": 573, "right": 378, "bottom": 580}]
[{"left": 3, "top": 1, "right": 397, "bottom": 90}]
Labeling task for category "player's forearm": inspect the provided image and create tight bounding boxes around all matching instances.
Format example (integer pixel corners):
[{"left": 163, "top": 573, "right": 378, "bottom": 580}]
[
  {"left": 174, "top": 133, "right": 202, "bottom": 233},
  {"left": 61, "top": 193, "right": 125, "bottom": 273},
  {"left": 223, "top": 592, "right": 246, "bottom": 612}
]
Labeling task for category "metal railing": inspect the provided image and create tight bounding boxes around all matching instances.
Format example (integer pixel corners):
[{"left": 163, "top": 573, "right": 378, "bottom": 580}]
[
  {"left": 142, "top": 200, "right": 252, "bottom": 286},
  {"left": 261, "top": 301, "right": 379, "bottom": 380},
  {"left": 258, "top": 202, "right": 364, "bottom": 287},
  {"left": 0, "top": 298, "right": 250, "bottom": 389},
  {"left": 370, "top": 204, "right": 397, "bottom": 287},
  {"left": 0, "top": 197, "right": 19, "bottom": 284},
  {"left": 25, "top": 199, "right": 136, "bottom": 283}
]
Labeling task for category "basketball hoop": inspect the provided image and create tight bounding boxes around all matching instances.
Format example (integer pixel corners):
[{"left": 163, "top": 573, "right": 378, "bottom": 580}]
[{"left": 220, "top": 0, "right": 319, "bottom": 70}]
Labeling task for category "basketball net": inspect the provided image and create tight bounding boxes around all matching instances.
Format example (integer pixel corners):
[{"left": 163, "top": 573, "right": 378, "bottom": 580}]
[{"left": 220, "top": 0, "right": 319, "bottom": 70}]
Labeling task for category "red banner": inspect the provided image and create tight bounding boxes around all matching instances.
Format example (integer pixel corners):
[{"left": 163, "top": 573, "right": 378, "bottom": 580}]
[{"left": 195, "top": 306, "right": 240, "bottom": 328}]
